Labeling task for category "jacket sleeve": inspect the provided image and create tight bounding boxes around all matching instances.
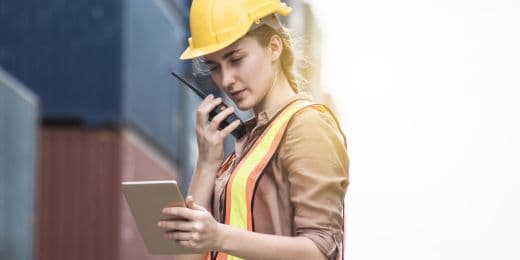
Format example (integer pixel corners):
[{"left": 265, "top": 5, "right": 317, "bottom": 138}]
[{"left": 278, "top": 105, "right": 349, "bottom": 260}]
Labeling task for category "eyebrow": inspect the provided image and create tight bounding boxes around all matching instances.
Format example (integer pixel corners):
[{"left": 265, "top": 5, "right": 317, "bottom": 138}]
[{"left": 204, "top": 49, "right": 242, "bottom": 65}]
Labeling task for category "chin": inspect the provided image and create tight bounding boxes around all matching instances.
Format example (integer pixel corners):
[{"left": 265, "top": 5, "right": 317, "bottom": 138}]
[
  {"left": 236, "top": 102, "right": 252, "bottom": 111},
  {"left": 234, "top": 97, "right": 256, "bottom": 111}
]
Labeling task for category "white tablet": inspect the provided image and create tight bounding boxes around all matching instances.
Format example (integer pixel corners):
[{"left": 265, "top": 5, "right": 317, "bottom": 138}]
[{"left": 121, "top": 180, "right": 203, "bottom": 255}]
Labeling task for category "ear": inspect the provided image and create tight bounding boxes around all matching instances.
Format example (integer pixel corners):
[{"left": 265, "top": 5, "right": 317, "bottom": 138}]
[{"left": 268, "top": 34, "right": 283, "bottom": 62}]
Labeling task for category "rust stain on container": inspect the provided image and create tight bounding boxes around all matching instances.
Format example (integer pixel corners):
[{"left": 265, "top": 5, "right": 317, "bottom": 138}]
[{"left": 36, "top": 126, "right": 183, "bottom": 260}]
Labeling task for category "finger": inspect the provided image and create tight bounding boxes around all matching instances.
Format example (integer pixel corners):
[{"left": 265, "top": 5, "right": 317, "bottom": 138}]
[
  {"left": 163, "top": 231, "right": 193, "bottom": 241},
  {"left": 162, "top": 207, "right": 199, "bottom": 220},
  {"left": 199, "top": 94, "right": 214, "bottom": 108},
  {"left": 195, "top": 95, "right": 220, "bottom": 126},
  {"left": 186, "top": 195, "right": 207, "bottom": 212},
  {"left": 208, "top": 106, "right": 235, "bottom": 130},
  {"left": 157, "top": 219, "right": 193, "bottom": 232},
  {"left": 219, "top": 119, "right": 241, "bottom": 138},
  {"left": 197, "top": 97, "right": 222, "bottom": 117},
  {"left": 175, "top": 239, "right": 198, "bottom": 248},
  {"left": 185, "top": 195, "right": 195, "bottom": 208},
  {"left": 202, "top": 94, "right": 214, "bottom": 103}
]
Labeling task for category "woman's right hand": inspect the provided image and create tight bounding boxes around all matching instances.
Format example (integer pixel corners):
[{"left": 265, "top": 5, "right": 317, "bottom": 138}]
[{"left": 195, "top": 94, "right": 241, "bottom": 172}]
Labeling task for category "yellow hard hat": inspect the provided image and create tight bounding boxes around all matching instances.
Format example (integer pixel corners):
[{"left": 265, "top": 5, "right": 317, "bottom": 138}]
[{"left": 180, "top": 0, "right": 292, "bottom": 60}]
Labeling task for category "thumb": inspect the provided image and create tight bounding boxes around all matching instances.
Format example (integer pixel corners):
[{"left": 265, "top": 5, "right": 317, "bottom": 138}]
[{"left": 186, "top": 195, "right": 207, "bottom": 211}]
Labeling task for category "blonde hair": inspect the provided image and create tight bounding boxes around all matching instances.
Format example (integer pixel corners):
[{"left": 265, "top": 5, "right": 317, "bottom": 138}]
[{"left": 247, "top": 25, "right": 304, "bottom": 93}]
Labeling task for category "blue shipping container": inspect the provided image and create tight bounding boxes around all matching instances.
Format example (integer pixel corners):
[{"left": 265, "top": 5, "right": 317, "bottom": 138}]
[{"left": 0, "top": 0, "right": 195, "bottom": 171}]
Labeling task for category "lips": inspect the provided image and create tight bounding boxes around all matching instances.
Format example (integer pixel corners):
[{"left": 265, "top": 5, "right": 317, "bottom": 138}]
[{"left": 230, "top": 89, "right": 246, "bottom": 100}]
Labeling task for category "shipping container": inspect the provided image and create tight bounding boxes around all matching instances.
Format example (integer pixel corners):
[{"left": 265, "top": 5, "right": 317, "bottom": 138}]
[
  {"left": 121, "top": 0, "right": 193, "bottom": 166},
  {"left": 0, "top": 0, "right": 124, "bottom": 124},
  {"left": 0, "top": 0, "right": 197, "bottom": 173},
  {"left": 37, "top": 126, "right": 183, "bottom": 260},
  {"left": 0, "top": 68, "right": 38, "bottom": 260}
]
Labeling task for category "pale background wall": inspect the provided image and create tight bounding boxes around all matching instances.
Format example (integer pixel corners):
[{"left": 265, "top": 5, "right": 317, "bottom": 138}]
[{"left": 307, "top": 0, "right": 520, "bottom": 259}]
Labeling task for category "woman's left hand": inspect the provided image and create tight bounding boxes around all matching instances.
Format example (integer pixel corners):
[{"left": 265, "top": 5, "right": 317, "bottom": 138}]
[{"left": 158, "top": 196, "right": 224, "bottom": 251}]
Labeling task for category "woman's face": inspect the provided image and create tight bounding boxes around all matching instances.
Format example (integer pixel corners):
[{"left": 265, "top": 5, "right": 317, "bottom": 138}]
[{"left": 204, "top": 36, "right": 275, "bottom": 110}]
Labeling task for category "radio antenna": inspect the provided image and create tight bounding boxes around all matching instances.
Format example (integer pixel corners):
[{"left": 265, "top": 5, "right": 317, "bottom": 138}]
[{"left": 170, "top": 71, "right": 207, "bottom": 99}]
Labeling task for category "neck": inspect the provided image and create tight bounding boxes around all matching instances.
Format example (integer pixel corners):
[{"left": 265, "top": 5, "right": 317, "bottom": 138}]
[{"left": 253, "top": 71, "right": 296, "bottom": 119}]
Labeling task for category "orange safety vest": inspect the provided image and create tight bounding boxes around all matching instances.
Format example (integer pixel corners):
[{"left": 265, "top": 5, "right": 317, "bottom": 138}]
[{"left": 211, "top": 100, "right": 345, "bottom": 260}]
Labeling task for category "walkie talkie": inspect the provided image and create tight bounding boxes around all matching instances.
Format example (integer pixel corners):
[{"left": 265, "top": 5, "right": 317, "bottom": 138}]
[{"left": 171, "top": 71, "right": 246, "bottom": 140}]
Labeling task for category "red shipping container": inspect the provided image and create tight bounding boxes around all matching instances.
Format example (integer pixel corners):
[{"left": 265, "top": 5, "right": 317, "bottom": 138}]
[{"left": 36, "top": 126, "right": 185, "bottom": 260}]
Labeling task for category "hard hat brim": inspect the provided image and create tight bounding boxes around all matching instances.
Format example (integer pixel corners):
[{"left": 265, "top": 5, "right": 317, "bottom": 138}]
[
  {"left": 180, "top": 37, "right": 241, "bottom": 60},
  {"left": 276, "top": 4, "right": 292, "bottom": 16},
  {"left": 179, "top": 4, "right": 292, "bottom": 60}
]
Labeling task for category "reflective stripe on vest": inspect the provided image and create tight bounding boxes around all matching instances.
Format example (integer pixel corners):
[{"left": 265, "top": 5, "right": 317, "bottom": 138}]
[
  {"left": 212, "top": 101, "right": 347, "bottom": 260},
  {"left": 215, "top": 100, "right": 317, "bottom": 260}
]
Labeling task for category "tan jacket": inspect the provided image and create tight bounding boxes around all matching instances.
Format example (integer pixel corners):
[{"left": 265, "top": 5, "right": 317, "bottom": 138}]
[{"left": 213, "top": 93, "right": 349, "bottom": 259}]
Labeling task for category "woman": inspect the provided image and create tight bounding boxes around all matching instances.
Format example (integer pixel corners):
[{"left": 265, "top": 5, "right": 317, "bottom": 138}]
[{"left": 158, "top": 1, "right": 349, "bottom": 259}]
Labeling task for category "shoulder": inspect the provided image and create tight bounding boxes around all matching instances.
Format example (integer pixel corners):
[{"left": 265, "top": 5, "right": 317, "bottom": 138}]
[
  {"left": 277, "top": 103, "right": 348, "bottom": 166},
  {"left": 292, "top": 104, "right": 337, "bottom": 123},
  {"left": 277, "top": 102, "right": 349, "bottom": 187},
  {"left": 284, "top": 103, "right": 345, "bottom": 144},
  {"left": 283, "top": 92, "right": 338, "bottom": 127}
]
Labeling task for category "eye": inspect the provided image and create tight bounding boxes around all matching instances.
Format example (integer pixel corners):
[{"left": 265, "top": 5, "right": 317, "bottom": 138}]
[
  {"left": 208, "top": 65, "right": 220, "bottom": 72},
  {"left": 230, "top": 56, "right": 244, "bottom": 65}
]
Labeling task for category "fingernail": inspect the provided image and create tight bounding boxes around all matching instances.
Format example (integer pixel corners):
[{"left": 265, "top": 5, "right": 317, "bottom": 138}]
[{"left": 157, "top": 221, "right": 163, "bottom": 227}]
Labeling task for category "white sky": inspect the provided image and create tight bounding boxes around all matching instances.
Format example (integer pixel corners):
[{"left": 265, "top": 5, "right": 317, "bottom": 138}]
[{"left": 306, "top": 0, "right": 520, "bottom": 259}]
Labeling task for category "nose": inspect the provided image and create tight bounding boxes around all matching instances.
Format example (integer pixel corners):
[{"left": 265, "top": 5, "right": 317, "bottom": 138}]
[{"left": 220, "top": 66, "right": 236, "bottom": 90}]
